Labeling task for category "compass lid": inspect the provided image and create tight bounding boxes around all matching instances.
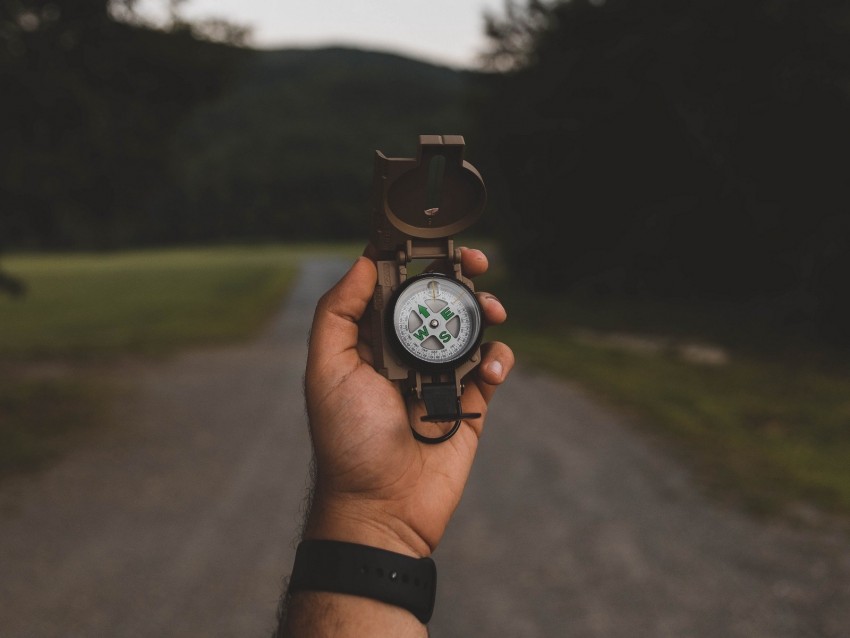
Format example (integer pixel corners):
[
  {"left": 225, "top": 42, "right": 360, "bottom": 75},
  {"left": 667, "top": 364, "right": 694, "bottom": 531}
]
[{"left": 372, "top": 135, "right": 486, "bottom": 242}]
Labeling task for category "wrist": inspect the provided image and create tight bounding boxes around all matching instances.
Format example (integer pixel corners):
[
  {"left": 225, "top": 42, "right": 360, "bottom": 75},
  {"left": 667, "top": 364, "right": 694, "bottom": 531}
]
[
  {"left": 304, "top": 494, "right": 433, "bottom": 559},
  {"left": 289, "top": 540, "right": 437, "bottom": 626}
]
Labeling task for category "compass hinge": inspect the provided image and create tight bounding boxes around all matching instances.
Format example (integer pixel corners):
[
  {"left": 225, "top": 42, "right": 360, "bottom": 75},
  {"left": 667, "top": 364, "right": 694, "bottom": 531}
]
[
  {"left": 401, "top": 238, "right": 454, "bottom": 263},
  {"left": 394, "top": 238, "right": 467, "bottom": 284}
]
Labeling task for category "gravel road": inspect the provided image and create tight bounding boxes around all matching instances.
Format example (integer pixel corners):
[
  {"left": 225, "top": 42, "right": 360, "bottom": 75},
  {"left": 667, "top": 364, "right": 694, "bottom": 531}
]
[{"left": 1, "top": 258, "right": 848, "bottom": 637}]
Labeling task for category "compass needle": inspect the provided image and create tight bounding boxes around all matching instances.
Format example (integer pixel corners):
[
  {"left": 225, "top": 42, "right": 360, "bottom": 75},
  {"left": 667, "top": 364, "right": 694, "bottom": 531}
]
[{"left": 391, "top": 276, "right": 480, "bottom": 367}]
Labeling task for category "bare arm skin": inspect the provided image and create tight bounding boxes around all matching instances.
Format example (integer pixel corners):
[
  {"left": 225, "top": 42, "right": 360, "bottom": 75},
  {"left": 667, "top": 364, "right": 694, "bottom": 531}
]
[{"left": 277, "top": 248, "right": 514, "bottom": 637}]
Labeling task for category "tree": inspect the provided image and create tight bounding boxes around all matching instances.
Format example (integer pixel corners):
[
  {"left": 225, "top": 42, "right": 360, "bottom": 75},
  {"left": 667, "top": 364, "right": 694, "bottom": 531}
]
[
  {"left": 476, "top": 0, "right": 850, "bottom": 341},
  {"left": 0, "top": 0, "right": 250, "bottom": 248}
]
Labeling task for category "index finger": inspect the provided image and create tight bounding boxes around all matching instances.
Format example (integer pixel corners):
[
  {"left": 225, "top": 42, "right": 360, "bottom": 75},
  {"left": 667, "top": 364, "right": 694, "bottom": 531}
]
[{"left": 458, "top": 247, "right": 489, "bottom": 278}]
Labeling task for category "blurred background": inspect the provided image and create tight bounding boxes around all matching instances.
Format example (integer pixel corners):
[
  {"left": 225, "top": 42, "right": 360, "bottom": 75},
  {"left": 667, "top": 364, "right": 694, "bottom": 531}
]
[
  {"left": 3, "top": 0, "right": 849, "bottom": 336},
  {"left": 2, "top": 0, "right": 850, "bottom": 636}
]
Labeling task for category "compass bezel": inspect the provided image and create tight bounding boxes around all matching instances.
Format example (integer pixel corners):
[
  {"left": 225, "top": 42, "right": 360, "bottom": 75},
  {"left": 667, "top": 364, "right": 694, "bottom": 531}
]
[{"left": 386, "top": 272, "right": 483, "bottom": 375}]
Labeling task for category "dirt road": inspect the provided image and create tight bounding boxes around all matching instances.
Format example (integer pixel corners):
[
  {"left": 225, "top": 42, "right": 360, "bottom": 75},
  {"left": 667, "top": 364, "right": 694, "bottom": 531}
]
[{"left": 1, "top": 258, "right": 848, "bottom": 637}]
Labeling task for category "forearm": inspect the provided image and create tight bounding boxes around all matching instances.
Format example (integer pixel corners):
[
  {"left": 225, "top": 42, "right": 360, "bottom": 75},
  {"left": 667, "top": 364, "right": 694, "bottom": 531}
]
[
  {"left": 276, "top": 496, "right": 433, "bottom": 637},
  {"left": 279, "top": 590, "right": 428, "bottom": 638}
]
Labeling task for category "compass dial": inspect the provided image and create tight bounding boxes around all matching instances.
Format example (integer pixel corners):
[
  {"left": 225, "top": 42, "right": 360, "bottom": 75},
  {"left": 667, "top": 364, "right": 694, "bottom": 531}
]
[{"left": 390, "top": 274, "right": 482, "bottom": 369}]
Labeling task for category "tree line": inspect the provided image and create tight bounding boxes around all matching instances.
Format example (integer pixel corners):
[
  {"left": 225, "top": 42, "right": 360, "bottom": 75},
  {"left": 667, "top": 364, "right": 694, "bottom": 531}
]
[
  {"left": 3, "top": 0, "right": 849, "bottom": 344},
  {"left": 0, "top": 0, "right": 249, "bottom": 252},
  {"left": 1, "top": 2, "right": 470, "bottom": 249},
  {"left": 475, "top": 0, "right": 850, "bottom": 344}
]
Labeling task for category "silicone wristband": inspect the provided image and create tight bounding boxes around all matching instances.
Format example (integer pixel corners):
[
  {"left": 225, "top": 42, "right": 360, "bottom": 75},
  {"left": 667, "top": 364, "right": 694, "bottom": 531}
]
[{"left": 289, "top": 540, "right": 437, "bottom": 623}]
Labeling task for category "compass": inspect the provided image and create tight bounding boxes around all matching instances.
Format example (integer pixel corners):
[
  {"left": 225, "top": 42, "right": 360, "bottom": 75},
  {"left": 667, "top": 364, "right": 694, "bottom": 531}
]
[
  {"left": 389, "top": 273, "right": 483, "bottom": 373},
  {"left": 368, "top": 135, "right": 487, "bottom": 444}
]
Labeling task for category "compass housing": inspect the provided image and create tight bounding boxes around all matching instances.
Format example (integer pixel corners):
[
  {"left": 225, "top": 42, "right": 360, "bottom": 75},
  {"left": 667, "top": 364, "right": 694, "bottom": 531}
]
[
  {"left": 368, "top": 136, "right": 488, "bottom": 442},
  {"left": 386, "top": 273, "right": 483, "bottom": 375}
]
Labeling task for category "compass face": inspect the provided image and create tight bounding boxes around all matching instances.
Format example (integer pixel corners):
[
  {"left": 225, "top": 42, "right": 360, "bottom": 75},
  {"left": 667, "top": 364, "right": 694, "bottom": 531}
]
[{"left": 390, "top": 274, "right": 482, "bottom": 370}]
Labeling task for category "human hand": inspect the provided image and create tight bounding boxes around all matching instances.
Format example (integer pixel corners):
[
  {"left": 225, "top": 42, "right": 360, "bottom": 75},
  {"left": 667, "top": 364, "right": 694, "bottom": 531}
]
[{"left": 303, "top": 247, "right": 514, "bottom": 559}]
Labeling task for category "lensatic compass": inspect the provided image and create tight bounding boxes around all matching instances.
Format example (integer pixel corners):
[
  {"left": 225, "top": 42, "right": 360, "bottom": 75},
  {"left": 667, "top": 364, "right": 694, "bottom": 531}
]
[{"left": 368, "top": 135, "right": 487, "bottom": 444}]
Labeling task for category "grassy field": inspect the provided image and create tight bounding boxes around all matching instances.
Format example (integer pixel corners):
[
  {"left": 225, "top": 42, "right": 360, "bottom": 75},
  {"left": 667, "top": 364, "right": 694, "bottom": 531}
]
[
  {"left": 487, "top": 278, "right": 850, "bottom": 520},
  {"left": 0, "top": 245, "right": 348, "bottom": 478},
  {"left": 0, "top": 246, "right": 320, "bottom": 359}
]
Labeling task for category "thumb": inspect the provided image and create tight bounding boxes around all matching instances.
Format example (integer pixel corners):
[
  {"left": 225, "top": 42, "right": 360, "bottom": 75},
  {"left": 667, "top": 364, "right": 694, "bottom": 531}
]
[{"left": 309, "top": 256, "right": 377, "bottom": 364}]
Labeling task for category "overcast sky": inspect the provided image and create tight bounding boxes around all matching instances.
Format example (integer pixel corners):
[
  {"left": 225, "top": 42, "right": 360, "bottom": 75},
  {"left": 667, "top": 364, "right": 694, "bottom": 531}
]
[{"left": 137, "top": 0, "right": 507, "bottom": 68}]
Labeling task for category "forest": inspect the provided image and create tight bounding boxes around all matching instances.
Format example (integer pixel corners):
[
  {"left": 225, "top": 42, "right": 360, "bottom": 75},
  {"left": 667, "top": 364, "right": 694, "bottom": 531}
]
[
  {"left": 2, "top": 0, "right": 849, "bottom": 344},
  {"left": 476, "top": 0, "right": 850, "bottom": 345}
]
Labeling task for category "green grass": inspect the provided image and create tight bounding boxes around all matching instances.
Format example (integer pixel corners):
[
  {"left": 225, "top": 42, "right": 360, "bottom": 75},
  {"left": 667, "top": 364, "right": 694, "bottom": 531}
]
[
  {"left": 0, "top": 245, "right": 316, "bottom": 358},
  {"left": 0, "top": 370, "right": 107, "bottom": 479},
  {"left": 0, "top": 244, "right": 347, "bottom": 477},
  {"left": 488, "top": 280, "right": 850, "bottom": 519}
]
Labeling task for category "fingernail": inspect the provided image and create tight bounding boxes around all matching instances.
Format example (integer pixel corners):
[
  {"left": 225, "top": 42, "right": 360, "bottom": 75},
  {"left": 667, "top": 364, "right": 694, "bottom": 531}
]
[{"left": 488, "top": 360, "right": 503, "bottom": 379}]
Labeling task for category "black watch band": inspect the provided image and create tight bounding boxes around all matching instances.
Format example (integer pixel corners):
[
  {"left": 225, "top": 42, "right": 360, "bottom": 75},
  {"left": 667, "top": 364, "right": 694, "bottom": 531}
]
[{"left": 289, "top": 540, "right": 437, "bottom": 624}]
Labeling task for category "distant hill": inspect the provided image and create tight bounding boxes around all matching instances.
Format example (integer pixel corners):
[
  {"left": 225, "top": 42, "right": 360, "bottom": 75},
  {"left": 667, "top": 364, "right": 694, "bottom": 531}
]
[{"left": 165, "top": 47, "right": 477, "bottom": 242}]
